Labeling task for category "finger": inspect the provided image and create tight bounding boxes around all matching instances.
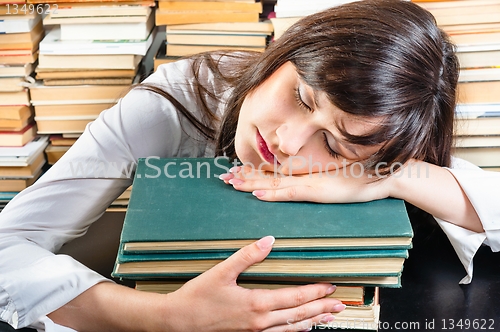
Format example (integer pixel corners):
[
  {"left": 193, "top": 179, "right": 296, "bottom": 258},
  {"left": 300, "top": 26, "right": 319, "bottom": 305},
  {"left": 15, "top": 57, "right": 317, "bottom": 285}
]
[
  {"left": 218, "top": 172, "right": 234, "bottom": 184},
  {"left": 265, "top": 298, "right": 345, "bottom": 328},
  {"left": 210, "top": 236, "right": 275, "bottom": 281},
  {"left": 252, "top": 185, "right": 325, "bottom": 202},
  {"left": 231, "top": 165, "right": 279, "bottom": 180},
  {"left": 229, "top": 174, "right": 310, "bottom": 193},
  {"left": 264, "top": 313, "right": 337, "bottom": 332},
  {"left": 256, "top": 283, "right": 339, "bottom": 311}
]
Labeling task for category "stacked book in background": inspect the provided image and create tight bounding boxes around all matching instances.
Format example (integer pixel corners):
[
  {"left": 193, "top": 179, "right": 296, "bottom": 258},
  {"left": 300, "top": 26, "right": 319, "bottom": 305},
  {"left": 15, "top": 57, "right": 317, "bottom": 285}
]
[
  {"left": 107, "top": 185, "right": 132, "bottom": 212},
  {"left": 154, "top": 0, "right": 272, "bottom": 69},
  {"left": 270, "top": 0, "right": 355, "bottom": 39},
  {"left": 0, "top": 134, "right": 49, "bottom": 210},
  {"left": 413, "top": 0, "right": 500, "bottom": 171},
  {"left": 112, "top": 158, "right": 414, "bottom": 330},
  {"left": 0, "top": 6, "right": 42, "bottom": 152},
  {"left": 0, "top": 6, "right": 43, "bottom": 88},
  {"left": 0, "top": 5, "right": 47, "bottom": 208},
  {"left": 28, "top": 0, "right": 156, "bottom": 164}
]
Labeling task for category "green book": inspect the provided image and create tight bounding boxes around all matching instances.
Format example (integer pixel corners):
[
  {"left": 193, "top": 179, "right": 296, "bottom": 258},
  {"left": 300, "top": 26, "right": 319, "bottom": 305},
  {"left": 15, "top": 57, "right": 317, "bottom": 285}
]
[
  {"left": 113, "top": 246, "right": 408, "bottom": 279},
  {"left": 119, "top": 157, "right": 413, "bottom": 254}
]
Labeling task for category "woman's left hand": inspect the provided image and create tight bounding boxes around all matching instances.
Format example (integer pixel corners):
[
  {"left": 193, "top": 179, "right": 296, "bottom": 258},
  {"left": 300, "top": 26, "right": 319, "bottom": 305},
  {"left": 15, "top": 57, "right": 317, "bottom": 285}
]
[{"left": 219, "top": 165, "right": 393, "bottom": 203}]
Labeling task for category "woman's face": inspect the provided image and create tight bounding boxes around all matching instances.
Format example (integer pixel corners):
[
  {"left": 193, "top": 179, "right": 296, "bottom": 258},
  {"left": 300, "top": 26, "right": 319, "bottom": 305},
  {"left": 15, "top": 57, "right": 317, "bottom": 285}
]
[{"left": 234, "top": 61, "right": 382, "bottom": 175}]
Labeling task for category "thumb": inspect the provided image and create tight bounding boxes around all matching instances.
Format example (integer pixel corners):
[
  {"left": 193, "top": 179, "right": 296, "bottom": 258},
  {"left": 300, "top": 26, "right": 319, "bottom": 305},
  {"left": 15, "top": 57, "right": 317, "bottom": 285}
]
[{"left": 214, "top": 236, "right": 275, "bottom": 281}]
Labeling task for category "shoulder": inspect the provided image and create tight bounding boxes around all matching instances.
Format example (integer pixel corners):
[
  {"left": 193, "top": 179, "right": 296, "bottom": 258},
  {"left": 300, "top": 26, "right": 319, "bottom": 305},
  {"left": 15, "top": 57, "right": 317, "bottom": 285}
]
[
  {"left": 449, "top": 156, "right": 483, "bottom": 171},
  {"left": 149, "top": 52, "right": 248, "bottom": 94}
]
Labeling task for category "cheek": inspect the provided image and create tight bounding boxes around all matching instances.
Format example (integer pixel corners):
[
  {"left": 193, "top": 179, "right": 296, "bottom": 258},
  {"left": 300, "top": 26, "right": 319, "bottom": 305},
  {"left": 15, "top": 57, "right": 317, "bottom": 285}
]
[{"left": 248, "top": 91, "right": 290, "bottom": 123}]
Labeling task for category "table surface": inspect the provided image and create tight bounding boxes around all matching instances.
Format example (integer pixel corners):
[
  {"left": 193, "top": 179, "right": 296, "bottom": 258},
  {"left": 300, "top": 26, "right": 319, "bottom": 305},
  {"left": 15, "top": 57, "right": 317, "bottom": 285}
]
[{"left": 377, "top": 216, "right": 500, "bottom": 331}]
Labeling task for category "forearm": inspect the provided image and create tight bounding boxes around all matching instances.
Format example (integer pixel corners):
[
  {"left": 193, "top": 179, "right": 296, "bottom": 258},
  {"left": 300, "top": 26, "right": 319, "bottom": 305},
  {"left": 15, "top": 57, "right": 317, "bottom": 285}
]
[
  {"left": 388, "top": 160, "right": 483, "bottom": 233},
  {"left": 48, "top": 282, "right": 169, "bottom": 332}
]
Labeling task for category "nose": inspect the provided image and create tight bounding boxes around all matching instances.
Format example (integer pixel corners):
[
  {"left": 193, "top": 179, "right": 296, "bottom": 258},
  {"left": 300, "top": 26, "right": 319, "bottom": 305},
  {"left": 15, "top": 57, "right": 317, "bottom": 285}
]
[{"left": 276, "top": 123, "right": 314, "bottom": 156}]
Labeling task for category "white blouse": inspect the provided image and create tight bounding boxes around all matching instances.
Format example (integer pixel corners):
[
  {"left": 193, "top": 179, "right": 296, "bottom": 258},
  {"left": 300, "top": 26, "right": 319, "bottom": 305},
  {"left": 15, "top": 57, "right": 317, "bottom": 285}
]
[{"left": 0, "top": 57, "right": 498, "bottom": 331}]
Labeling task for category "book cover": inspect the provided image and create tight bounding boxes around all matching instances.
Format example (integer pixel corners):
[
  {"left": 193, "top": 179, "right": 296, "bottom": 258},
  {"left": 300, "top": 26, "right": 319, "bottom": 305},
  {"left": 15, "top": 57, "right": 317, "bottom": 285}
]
[
  {"left": 120, "top": 157, "right": 413, "bottom": 254},
  {"left": 455, "top": 116, "right": 500, "bottom": 136},
  {"left": 136, "top": 280, "right": 367, "bottom": 305},
  {"left": 0, "top": 13, "right": 42, "bottom": 34},
  {"left": 166, "top": 20, "right": 273, "bottom": 34},
  {"left": 0, "top": 63, "right": 35, "bottom": 78},
  {"left": 0, "top": 148, "right": 45, "bottom": 178},
  {"left": 113, "top": 247, "right": 408, "bottom": 279},
  {"left": 0, "top": 122, "right": 36, "bottom": 146},
  {"left": 156, "top": 10, "right": 259, "bottom": 26},
  {"left": 59, "top": 10, "right": 154, "bottom": 41},
  {"left": 0, "top": 134, "right": 48, "bottom": 166},
  {"left": 39, "top": 27, "right": 154, "bottom": 56}
]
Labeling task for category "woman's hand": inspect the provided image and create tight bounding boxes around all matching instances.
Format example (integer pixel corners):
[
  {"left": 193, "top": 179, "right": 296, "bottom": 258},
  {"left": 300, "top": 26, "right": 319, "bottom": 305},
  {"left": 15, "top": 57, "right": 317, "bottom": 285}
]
[
  {"left": 49, "top": 237, "right": 345, "bottom": 332},
  {"left": 220, "top": 160, "right": 484, "bottom": 233},
  {"left": 219, "top": 165, "right": 393, "bottom": 204},
  {"left": 162, "top": 236, "right": 345, "bottom": 332}
]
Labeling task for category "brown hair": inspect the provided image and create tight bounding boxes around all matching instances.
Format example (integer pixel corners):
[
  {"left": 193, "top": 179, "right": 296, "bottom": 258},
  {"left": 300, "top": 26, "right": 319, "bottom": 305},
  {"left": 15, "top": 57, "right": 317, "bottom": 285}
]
[{"left": 140, "top": 0, "right": 459, "bottom": 172}]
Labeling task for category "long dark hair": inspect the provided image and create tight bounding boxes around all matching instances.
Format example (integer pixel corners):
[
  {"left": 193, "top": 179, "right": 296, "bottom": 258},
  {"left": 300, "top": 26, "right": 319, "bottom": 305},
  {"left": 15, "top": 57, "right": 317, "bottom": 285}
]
[{"left": 139, "top": 0, "right": 459, "bottom": 172}]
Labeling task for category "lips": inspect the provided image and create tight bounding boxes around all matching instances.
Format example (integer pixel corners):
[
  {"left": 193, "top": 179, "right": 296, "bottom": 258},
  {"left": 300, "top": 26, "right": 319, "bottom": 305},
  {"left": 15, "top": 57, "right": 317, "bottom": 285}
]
[{"left": 256, "top": 130, "right": 278, "bottom": 164}]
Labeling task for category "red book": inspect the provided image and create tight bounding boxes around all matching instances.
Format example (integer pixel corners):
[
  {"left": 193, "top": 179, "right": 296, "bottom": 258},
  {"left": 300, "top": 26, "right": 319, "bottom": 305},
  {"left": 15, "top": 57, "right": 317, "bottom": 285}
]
[{"left": 0, "top": 122, "right": 37, "bottom": 147}]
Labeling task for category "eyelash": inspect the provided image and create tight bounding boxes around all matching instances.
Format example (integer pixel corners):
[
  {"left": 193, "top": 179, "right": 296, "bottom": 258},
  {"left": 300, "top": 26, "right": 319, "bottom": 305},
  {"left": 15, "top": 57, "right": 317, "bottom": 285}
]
[
  {"left": 323, "top": 133, "right": 341, "bottom": 159},
  {"left": 294, "top": 86, "right": 313, "bottom": 112}
]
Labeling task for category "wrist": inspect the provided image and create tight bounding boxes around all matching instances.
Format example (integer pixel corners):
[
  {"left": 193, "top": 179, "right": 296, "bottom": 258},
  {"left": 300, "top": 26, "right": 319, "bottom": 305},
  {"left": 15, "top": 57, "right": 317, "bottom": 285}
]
[
  {"left": 384, "top": 159, "right": 423, "bottom": 200},
  {"left": 158, "top": 291, "right": 187, "bottom": 332}
]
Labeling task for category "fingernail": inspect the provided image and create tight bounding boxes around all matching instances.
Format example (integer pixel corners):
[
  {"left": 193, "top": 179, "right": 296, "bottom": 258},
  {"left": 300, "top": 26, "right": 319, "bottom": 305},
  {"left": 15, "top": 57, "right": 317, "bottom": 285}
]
[
  {"left": 326, "top": 285, "right": 337, "bottom": 295},
  {"left": 229, "top": 178, "right": 244, "bottom": 185},
  {"left": 229, "top": 166, "right": 241, "bottom": 173},
  {"left": 332, "top": 304, "right": 346, "bottom": 312},
  {"left": 252, "top": 190, "right": 266, "bottom": 197},
  {"left": 256, "top": 236, "right": 275, "bottom": 251},
  {"left": 219, "top": 173, "right": 231, "bottom": 180}
]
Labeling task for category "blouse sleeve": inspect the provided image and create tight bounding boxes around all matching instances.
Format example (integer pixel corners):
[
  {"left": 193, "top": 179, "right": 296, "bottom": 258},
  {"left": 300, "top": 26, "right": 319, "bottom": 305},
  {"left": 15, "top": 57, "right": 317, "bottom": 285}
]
[
  {"left": 0, "top": 58, "right": 216, "bottom": 330},
  {"left": 435, "top": 157, "right": 500, "bottom": 284}
]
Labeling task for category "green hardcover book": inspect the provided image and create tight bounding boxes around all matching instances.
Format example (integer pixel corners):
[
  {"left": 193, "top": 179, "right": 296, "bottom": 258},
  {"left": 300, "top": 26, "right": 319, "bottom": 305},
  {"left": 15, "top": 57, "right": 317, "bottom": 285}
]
[
  {"left": 119, "top": 157, "right": 413, "bottom": 254},
  {"left": 239, "top": 275, "right": 402, "bottom": 288},
  {"left": 112, "top": 247, "right": 408, "bottom": 279}
]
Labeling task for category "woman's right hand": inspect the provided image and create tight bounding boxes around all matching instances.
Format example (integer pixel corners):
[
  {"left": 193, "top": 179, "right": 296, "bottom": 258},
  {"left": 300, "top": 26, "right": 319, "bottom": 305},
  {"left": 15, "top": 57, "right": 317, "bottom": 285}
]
[
  {"left": 162, "top": 236, "right": 346, "bottom": 331},
  {"left": 49, "top": 236, "right": 345, "bottom": 332}
]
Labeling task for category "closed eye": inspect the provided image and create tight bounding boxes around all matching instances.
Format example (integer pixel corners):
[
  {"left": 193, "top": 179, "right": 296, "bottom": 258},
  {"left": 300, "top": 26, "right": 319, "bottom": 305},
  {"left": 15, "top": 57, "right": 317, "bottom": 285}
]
[
  {"left": 323, "top": 133, "right": 341, "bottom": 158},
  {"left": 294, "top": 86, "right": 313, "bottom": 112}
]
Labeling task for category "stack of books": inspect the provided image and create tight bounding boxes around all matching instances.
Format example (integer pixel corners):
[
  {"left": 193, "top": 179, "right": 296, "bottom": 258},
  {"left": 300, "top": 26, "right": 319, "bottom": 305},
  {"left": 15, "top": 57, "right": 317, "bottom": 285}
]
[
  {"left": 0, "top": 5, "right": 42, "bottom": 147},
  {"left": 0, "top": 135, "right": 48, "bottom": 209},
  {"left": 0, "top": 6, "right": 43, "bottom": 93},
  {"left": 270, "top": 0, "right": 355, "bottom": 39},
  {"left": 0, "top": 4, "right": 47, "bottom": 204},
  {"left": 28, "top": 0, "right": 155, "bottom": 164},
  {"left": 414, "top": 0, "right": 500, "bottom": 171},
  {"left": 112, "top": 157, "right": 414, "bottom": 330},
  {"left": 155, "top": 0, "right": 270, "bottom": 67},
  {"left": 107, "top": 185, "right": 132, "bottom": 212}
]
